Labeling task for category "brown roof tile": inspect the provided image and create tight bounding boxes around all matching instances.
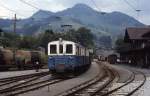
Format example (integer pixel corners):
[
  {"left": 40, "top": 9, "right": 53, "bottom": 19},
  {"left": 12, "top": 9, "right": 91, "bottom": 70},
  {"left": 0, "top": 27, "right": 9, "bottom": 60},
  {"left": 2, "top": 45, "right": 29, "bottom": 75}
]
[{"left": 126, "top": 27, "right": 150, "bottom": 40}]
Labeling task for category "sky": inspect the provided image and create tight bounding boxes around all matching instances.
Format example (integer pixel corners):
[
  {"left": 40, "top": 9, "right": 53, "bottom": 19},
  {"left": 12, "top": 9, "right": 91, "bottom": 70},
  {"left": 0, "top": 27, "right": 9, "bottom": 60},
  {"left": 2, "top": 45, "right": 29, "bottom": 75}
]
[{"left": 0, "top": 0, "right": 149, "bottom": 25}]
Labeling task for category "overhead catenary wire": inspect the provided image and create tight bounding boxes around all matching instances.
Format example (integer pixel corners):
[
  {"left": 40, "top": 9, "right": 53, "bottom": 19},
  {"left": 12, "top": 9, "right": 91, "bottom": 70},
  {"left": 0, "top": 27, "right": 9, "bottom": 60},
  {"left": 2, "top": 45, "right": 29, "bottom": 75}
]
[
  {"left": 19, "top": 0, "right": 39, "bottom": 10},
  {"left": 123, "top": 0, "right": 137, "bottom": 11},
  {"left": 0, "top": 1, "right": 26, "bottom": 18},
  {"left": 18, "top": 0, "right": 51, "bottom": 20},
  {"left": 136, "top": 0, "right": 142, "bottom": 20},
  {"left": 0, "top": 16, "right": 9, "bottom": 18},
  {"left": 123, "top": 0, "right": 142, "bottom": 22},
  {"left": 91, "top": 0, "right": 101, "bottom": 12},
  {"left": 0, "top": 16, "right": 10, "bottom": 19}
]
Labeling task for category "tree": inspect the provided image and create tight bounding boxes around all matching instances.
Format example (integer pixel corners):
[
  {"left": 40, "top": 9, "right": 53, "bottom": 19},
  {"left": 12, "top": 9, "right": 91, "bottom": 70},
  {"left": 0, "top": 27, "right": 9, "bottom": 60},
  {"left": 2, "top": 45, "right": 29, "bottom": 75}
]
[
  {"left": 0, "top": 28, "right": 3, "bottom": 37},
  {"left": 38, "top": 30, "right": 56, "bottom": 49},
  {"left": 0, "top": 31, "right": 20, "bottom": 47},
  {"left": 62, "top": 29, "right": 76, "bottom": 41},
  {"left": 0, "top": 28, "right": 2, "bottom": 32},
  {"left": 0, "top": 27, "right": 95, "bottom": 50},
  {"left": 75, "top": 27, "right": 94, "bottom": 48},
  {"left": 115, "top": 36, "right": 130, "bottom": 52},
  {"left": 18, "top": 36, "right": 38, "bottom": 49},
  {"left": 45, "top": 29, "right": 54, "bottom": 35}
]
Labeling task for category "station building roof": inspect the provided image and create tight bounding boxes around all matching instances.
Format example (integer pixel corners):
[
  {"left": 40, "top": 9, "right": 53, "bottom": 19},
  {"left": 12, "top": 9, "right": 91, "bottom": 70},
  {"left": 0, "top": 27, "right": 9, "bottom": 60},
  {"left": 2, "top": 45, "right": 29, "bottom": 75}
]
[{"left": 125, "top": 27, "right": 150, "bottom": 41}]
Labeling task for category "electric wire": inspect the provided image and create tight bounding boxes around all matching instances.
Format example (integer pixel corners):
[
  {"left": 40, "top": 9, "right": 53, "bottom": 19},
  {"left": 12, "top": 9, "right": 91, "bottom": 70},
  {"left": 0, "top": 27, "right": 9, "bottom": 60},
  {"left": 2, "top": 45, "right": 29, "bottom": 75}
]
[
  {"left": 18, "top": 0, "right": 51, "bottom": 20},
  {"left": 91, "top": 0, "right": 101, "bottom": 12},
  {"left": 123, "top": 0, "right": 137, "bottom": 11},
  {"left": 123, "top": 0, "right": 142, "bottom": 22},
  {"left": 0, "top": 1, "right": 26, "bottom": 18},
  {"left": 19, "top": 0, "right": 39, "bottom": 10}
]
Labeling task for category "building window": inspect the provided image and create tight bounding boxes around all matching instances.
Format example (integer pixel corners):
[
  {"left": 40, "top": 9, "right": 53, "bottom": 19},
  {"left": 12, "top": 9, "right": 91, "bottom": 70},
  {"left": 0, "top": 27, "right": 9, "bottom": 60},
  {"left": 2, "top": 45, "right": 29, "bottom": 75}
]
[
  {"left": 50, "top": 45, "right": 57, "bottom": 54},
  {"left": 142, "top": 43, "right": 145, "bottom": 48},
  {"left": 66, "top": 44, "right": 73, "bottom": 54},
  {"left": 59, "top": 44, "right": 63, "bottom": 54}
]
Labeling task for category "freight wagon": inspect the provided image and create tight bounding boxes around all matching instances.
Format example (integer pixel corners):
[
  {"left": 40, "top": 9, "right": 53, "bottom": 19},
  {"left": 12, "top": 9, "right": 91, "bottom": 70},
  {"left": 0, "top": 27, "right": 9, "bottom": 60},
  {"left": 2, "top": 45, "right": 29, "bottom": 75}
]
[{"left": 0, "top": 48, "right": 46, "bottom": 71}]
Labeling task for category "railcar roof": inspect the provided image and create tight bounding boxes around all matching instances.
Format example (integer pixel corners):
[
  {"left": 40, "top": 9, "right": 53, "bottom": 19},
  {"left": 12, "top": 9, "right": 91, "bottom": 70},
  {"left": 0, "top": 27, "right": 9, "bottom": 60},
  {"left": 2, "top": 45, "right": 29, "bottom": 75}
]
[
  {"left": 48, "top": 40, "right": 74, "bottom": 44},
  {"left": 48, "top": 40, "right": 85, "bottom": 48},
  {"left": 48, "top": 40, "right": 79, "bottom": 45}
]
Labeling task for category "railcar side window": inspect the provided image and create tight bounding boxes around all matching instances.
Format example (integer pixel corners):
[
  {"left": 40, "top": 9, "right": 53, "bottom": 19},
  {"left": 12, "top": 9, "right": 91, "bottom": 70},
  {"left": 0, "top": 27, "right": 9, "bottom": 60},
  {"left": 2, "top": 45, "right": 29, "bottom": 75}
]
[
  {"left": 50, "top": 45, "right": 57, "bottom": 54},
  {"left": 59, "top": 44, "right": 63, "bottom": 54},
  {"left": 66, "top": 44, "right": 73, "bottom": 54},
  {"left": 76, "top": 46, "right": 79, "bottom": 55}
]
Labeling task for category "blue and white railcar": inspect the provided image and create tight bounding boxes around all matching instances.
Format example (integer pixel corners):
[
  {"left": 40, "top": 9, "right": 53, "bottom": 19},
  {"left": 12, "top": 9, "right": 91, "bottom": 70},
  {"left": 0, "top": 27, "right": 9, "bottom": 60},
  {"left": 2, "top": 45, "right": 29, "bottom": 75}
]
[{"left": 48, "top": 39, "right": 91, "bottom": 73}]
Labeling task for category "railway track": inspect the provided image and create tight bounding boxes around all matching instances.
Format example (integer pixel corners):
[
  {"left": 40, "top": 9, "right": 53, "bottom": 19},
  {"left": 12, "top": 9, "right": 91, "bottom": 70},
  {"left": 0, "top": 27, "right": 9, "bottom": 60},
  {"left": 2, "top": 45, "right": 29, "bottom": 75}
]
[
  {"left": 0, "top": 71, "right": 68, "bottom": 96},
  {"left": 0, "top": 71, "right": 50, "bottom": 88},
  {"left": 55, "top": 61, "right": 146, "bottom": 96},
  {"left": 0, "top": 62, "right": 146, "bottom": 96},
  {"left": 0, "top": 71, "right": 49, "bottom": 83},
  {"left": 0, "top": 73, "right": 67, "bottom": 96},
  {"left": 0, "top": 73, "right": 50, "bottom": 91},
  {"left": 101, "top": 70, "right": 146, "bottom": 96},
  {"left": 2, "top": 78, "right": 64, "bottom": 96},
  {"left": 56, "top": 65, "right": 119, "bottom": 96}
]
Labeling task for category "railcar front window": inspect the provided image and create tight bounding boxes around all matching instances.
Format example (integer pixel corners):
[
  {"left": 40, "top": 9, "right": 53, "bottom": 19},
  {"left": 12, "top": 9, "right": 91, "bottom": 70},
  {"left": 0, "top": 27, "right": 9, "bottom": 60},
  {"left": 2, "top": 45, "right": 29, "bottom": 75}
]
[
  {"left": 59, "top": 44, "right": 63, "bottom": 54},
  {"left": 50, "top": 45, "right": 57, "bottom": 54},
  {"left": 66, "top": 44, "right": 73, "bottom": 54}
]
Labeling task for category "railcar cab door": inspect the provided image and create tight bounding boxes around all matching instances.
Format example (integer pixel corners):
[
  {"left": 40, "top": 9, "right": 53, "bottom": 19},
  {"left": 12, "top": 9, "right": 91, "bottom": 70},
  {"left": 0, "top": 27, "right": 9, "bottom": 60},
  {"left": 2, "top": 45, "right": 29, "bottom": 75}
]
[{"left": 48, "top": 42, "right": 58, "bottom": 71}]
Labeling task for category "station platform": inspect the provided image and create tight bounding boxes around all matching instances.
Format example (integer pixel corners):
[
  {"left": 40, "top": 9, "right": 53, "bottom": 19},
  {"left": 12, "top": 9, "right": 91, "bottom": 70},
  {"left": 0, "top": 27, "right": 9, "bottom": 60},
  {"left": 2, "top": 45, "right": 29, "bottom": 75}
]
[
  {"left": 0, "top": 69, "right": 49, "bottom": 79},
  {"left": 21, "top": 62, "right": 102, "bottom": 96}
]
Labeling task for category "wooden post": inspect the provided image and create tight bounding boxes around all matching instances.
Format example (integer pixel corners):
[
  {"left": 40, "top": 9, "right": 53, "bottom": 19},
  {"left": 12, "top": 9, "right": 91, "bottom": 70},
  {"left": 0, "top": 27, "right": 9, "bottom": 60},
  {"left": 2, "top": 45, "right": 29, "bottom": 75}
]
[
  {"left": 13, "top": 14, "right": 17, "bottom": 64},
  {"left": 14, "top": 14, "right": 17, "bottom": 34}
]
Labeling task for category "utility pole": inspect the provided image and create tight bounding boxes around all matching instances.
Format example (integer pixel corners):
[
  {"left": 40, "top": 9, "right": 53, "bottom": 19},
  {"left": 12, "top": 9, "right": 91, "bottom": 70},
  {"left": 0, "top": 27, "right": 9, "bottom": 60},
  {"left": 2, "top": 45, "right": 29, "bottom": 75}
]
[
  {"left": 13, "top": 14, "right": 17, "bottom": 65},
  {"left": 14, "top": 14, "right": 17, "bottom": 34}
]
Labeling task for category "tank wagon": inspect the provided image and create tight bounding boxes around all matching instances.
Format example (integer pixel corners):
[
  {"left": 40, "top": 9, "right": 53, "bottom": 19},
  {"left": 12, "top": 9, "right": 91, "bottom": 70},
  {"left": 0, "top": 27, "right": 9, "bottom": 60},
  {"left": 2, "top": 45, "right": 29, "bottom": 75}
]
[
  {"left": 0, "top": 48, "right": 46, "bottom": 70},
  {"left": 48, "top": 39, "right": 91, "bottom": 74}
]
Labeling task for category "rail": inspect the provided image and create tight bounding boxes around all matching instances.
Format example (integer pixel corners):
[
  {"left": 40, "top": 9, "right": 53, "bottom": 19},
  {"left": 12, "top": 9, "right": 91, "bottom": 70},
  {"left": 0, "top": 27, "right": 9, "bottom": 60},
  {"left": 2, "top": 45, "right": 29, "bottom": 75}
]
[
  {"left": 101, "top": 70, "right": 146, "bottom": 96},
  {"left": 56, "top": 62, "right": 119, "bottom": 96}
]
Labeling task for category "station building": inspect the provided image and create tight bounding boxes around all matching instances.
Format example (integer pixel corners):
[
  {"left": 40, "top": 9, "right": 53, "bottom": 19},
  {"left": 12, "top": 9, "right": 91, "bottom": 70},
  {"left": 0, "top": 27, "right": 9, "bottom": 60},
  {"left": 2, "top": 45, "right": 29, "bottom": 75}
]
[{"left": 119, "top": 27, "right": 150, "bottom": 68}]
